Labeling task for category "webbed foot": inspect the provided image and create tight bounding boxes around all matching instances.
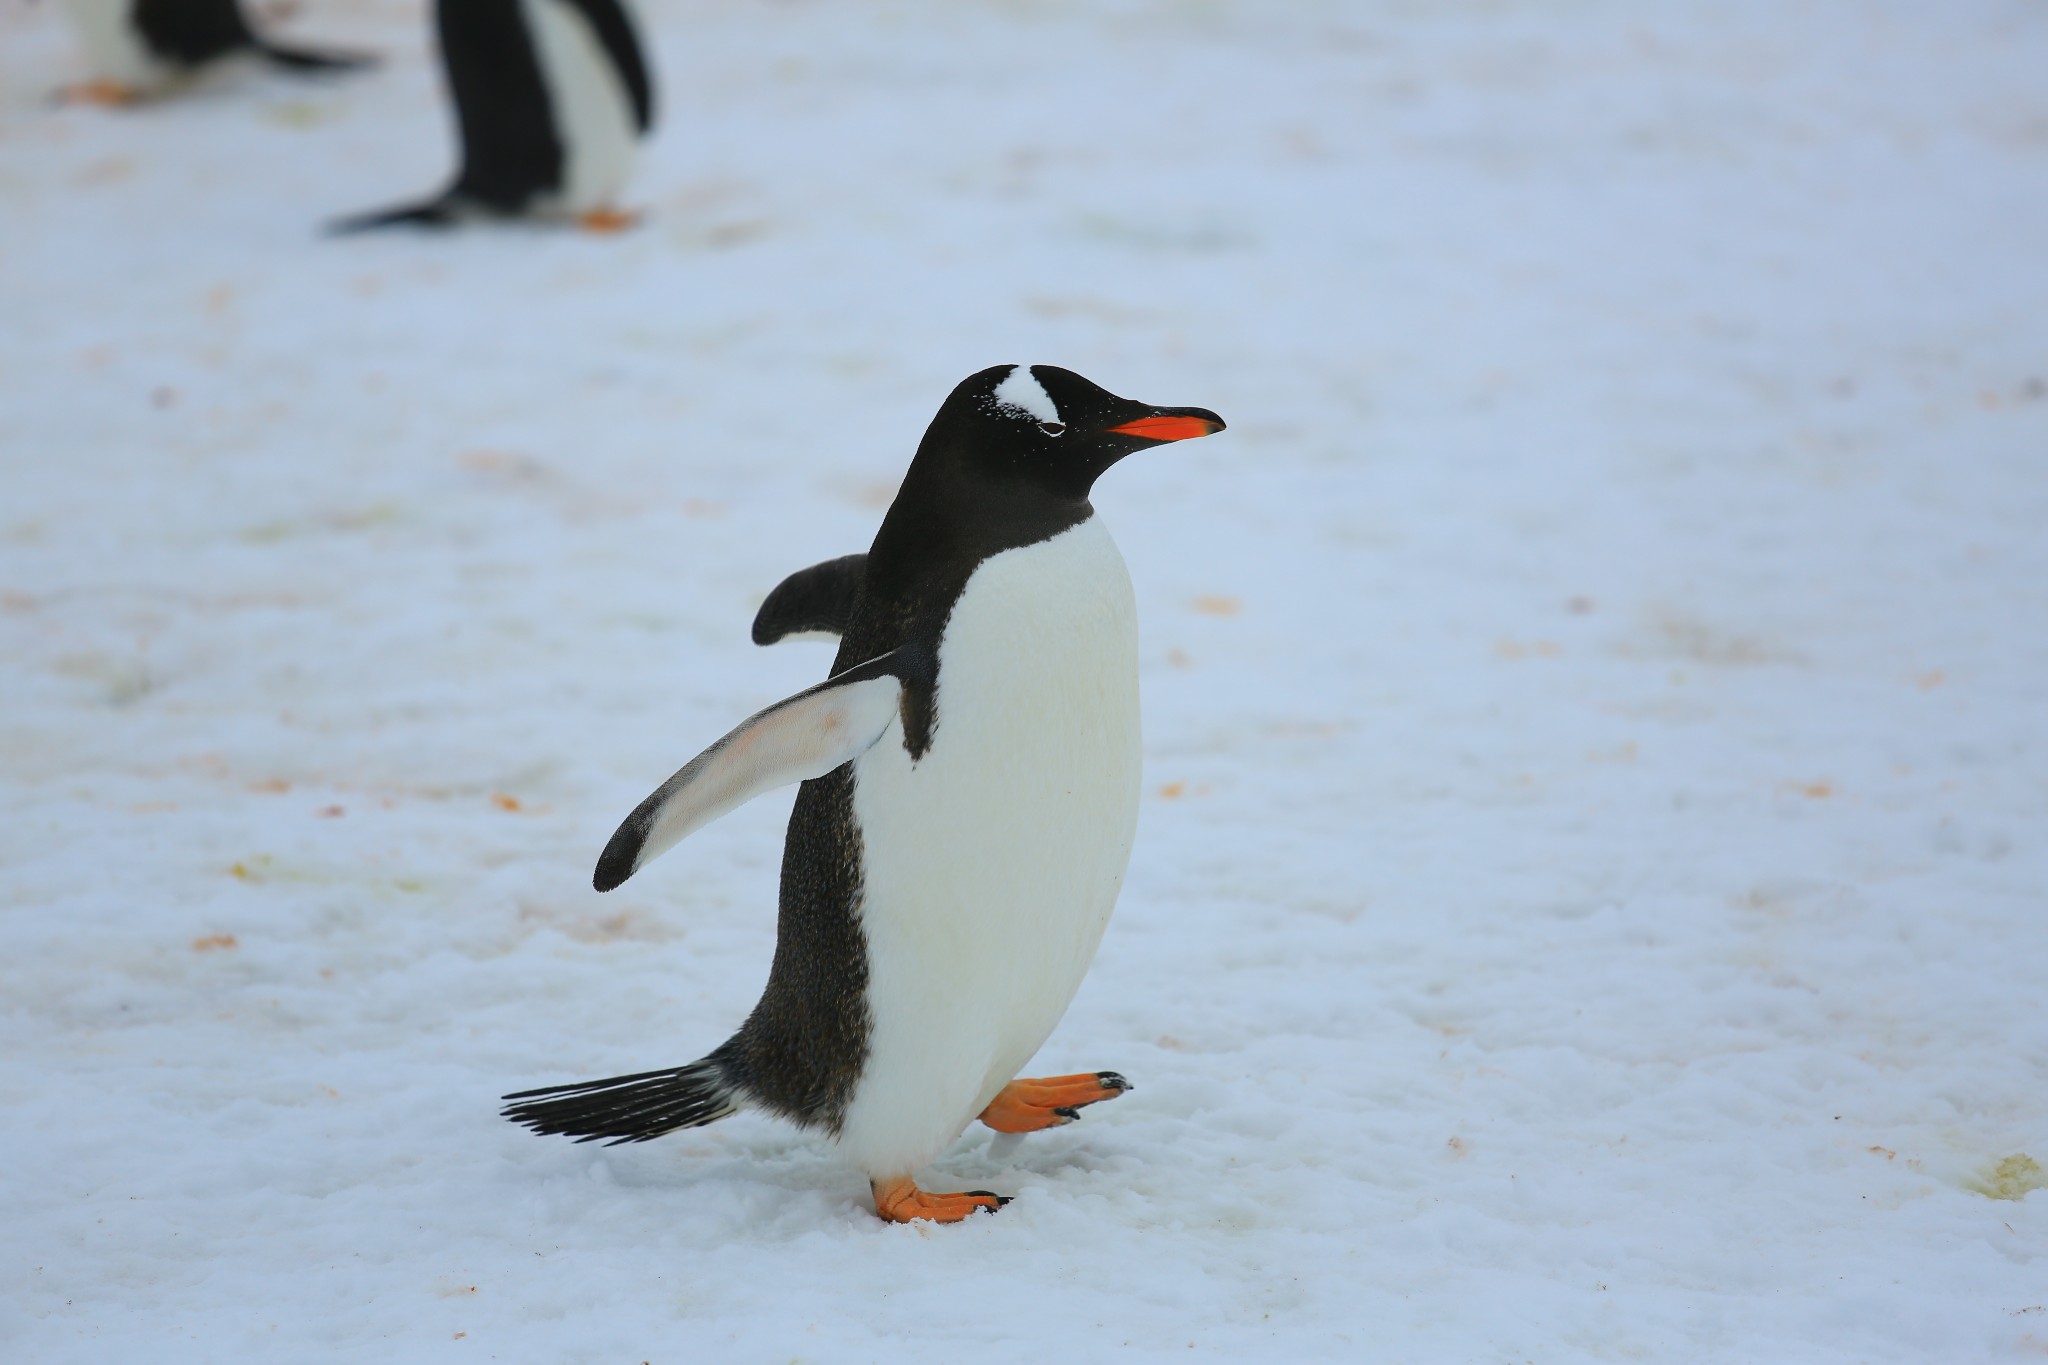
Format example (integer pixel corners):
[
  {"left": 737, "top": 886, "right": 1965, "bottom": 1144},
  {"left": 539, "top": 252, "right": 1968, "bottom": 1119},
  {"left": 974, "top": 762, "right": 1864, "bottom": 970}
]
[
  {"left": 576, "top": 207, "right": 641, "bottom": 233},
  {"left": 978, "top": 1071, "right": 1130, "bottom": 1133},
  {"left": 54, "top": 80, "right": 143, "bottom": 107},
  {"left": 871, "top": 1175, "right": 1007, "bottom": 1224}
]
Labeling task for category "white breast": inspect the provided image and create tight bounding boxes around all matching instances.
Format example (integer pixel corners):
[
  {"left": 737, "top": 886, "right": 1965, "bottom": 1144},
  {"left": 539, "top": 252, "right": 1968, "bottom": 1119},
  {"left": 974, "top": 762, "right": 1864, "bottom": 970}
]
[
  {"left": 521, "top": 0, "right": 640, "bottom": 213},
  {"left": 62, "top": 0, "right": 168, "bottom": 88},
  {"left": 834, "top": 517, "right": 1143, "bottom": 1178}
]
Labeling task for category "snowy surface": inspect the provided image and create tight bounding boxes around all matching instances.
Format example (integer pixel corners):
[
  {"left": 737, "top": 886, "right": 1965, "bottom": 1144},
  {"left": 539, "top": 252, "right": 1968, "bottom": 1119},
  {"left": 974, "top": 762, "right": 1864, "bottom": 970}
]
[{"left": 4, "top": 1, "right": 2048, "bottom": 1359}]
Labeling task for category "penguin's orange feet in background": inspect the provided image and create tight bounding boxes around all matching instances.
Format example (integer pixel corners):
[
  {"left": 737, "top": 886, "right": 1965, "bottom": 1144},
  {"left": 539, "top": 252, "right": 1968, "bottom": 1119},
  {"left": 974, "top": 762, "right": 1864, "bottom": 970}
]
[
  {"left": 54, "top": 80, "right": 140, "bottom": 107},
  {"left": 979, "top": 1071, "right": 1130, "bottom": 1134},
  {"left": 871, "top": 1176, "right": 1007, "bottom": 1224},
  {"left": 577, "top": 207, "right": 641, "bottom": 234}
]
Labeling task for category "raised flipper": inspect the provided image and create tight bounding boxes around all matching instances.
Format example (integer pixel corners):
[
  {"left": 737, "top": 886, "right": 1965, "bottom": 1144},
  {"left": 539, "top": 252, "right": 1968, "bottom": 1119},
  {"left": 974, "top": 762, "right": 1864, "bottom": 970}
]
[
  {"left": 593, "top": 648, "right": 910, "bottom": 891},
  {"left": 752, "top": 554, "right": 866, "bottom": 645}
]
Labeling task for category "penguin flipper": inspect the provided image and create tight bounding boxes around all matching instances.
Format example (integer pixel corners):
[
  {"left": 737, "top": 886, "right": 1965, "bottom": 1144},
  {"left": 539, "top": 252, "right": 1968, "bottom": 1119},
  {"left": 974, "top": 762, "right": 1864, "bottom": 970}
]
[
  {"left": 751, "top": 554, "right": 866, "bottom": 645},
  {"left": 593, "top": 649, "right": 912, "bottom": 892}
]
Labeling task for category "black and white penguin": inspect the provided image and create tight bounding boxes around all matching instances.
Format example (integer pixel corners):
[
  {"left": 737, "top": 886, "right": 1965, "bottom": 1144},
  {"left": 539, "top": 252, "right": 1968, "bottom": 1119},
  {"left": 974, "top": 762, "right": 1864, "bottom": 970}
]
[
  {"left": 57, "top": 0, "right": 373, "bottom": 104},
  {"left": 333, "top": 0, "right": 653, "bottom": 232},
  {"left": 504, "top": 365, "right": 1225, "bottom": 1223}
]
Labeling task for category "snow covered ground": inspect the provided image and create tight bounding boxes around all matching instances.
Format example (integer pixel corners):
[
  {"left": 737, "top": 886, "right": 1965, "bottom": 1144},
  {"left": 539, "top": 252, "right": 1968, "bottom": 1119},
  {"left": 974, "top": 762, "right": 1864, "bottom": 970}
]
[{"left": 4, "top": 0, "right": 2046, "bottom": 1358}]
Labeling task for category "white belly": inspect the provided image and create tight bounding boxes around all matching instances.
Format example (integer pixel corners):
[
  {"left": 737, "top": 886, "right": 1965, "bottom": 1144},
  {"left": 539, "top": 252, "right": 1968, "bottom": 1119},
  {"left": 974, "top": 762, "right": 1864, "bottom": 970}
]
[
  {"left": 62, "top": 0, "right": 169, "bottom": 87},
  {"left": 523, "top": 0, "right": 640, "bottom": 213},
  {"left": 834, "top": 517, "right": 1143, "bottom": 1177}
]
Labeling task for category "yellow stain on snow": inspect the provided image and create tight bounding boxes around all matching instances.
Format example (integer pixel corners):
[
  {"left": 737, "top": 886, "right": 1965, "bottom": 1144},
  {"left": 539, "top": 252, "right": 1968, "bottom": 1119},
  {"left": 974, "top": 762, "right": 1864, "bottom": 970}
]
[{"left": 1968, "top": 1155, "right": 2047, "bottom": 1202}]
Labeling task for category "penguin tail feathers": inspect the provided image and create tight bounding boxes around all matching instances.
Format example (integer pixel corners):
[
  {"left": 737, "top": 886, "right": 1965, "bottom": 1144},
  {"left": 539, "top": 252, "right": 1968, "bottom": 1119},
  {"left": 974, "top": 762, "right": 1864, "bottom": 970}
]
[
  {"left": 256, "top": 41, "right": 378, "bottom": 73},
  {"left": 325, "top": 199, "right": 457, "bottom": 236},
  {"left": 502, "top": 1055, "right": 743, "bottom": 1145}
]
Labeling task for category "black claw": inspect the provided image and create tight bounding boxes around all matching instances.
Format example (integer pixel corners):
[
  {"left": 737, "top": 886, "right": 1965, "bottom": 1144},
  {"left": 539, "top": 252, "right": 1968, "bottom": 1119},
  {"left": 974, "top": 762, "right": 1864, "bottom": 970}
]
[
  {"left": 1096, "top": 1071, "right": 1131, "bottom": 1092},
  {"left": 966, "top": 1189, "right": 1011, "bottom": 1211},
  {"left": 1054, "top": 1106, "right": 1082, "bottom": 1122}
]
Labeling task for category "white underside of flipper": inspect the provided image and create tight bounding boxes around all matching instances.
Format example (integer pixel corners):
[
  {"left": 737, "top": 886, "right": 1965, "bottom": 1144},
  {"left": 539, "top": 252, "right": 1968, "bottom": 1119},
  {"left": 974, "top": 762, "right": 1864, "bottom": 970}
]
[
  {"left": 834, "top": 516, "right": 1142, "bottom": 1179},
  {"left": 611, "top": 668, "right": 902, "bottom": 883},
  {"left": 61, "top": 0, "right": 172, "bottom": 89},
  {"left": 522, "top": 0, "right": 639, "bottom": 215}
]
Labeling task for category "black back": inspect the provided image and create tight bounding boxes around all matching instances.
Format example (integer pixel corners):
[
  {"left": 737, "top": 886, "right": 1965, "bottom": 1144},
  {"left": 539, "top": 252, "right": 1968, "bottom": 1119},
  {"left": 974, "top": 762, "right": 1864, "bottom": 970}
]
[
  {"left": 133, "top": 0, "right": 255, "bottom": 66},
  {"left": 726, "top": 367, "right": 1223, "bottom": 1131},
  {"left": 437, "top": 0, "right": 563, "bottom": 211}
]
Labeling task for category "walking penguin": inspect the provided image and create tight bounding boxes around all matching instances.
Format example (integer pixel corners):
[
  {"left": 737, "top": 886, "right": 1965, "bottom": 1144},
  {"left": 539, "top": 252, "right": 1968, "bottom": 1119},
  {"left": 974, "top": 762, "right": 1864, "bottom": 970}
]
[
  {"left": 503, "top": 365, "right": 1226, "bottom": 1223},
  {"left": 334, "top": 0, "right": 653, "bottom": 231},
  {"left": 57, "top": 0, "right": 373, "bottom": 103}
]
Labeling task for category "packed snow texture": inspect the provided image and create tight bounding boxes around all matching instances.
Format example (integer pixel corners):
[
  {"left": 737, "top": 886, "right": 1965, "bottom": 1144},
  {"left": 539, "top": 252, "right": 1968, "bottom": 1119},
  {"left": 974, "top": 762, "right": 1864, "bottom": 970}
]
[{"left": 3, "top": 1, "right": 2046, "bottom": 1360}]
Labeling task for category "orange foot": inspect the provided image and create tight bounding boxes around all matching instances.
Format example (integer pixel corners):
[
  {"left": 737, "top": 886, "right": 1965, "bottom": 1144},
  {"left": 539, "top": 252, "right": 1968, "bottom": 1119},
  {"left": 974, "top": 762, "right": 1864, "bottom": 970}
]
[
  {"left": 54, "top": 79, "right": 141, "bottom": 107},
  {"left": 577, "top": 207, "right": 641, "bottom": 234},
  {"left": 979, "top": 1071, "right": 1131, "bottom": 1134},
  {"left": 871, "top": 1175, "right": 1006, "bottom": 1224}
]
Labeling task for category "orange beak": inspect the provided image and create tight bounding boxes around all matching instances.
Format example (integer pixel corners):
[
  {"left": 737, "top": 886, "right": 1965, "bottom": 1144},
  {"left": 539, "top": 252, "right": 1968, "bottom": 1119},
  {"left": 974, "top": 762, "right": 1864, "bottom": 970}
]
[{"left": 1107, "top": 414, "right": 1224, "bottom": 442}]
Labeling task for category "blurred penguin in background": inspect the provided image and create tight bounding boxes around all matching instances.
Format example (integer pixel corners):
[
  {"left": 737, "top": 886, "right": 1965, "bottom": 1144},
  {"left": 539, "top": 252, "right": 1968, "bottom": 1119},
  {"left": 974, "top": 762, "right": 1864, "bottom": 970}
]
[
  {"left": 58, "top": 0, "right": 375, "bottom": 104},
  {"left": 334, "top": 0, "right": 654, "bottom": 233}
]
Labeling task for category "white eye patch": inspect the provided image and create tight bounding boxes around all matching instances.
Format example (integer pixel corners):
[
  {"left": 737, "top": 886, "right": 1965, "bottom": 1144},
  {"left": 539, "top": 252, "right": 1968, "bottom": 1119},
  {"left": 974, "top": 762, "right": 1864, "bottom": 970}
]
[{"left": 992, "top": 365, "right": 1061, "bottom": 424}]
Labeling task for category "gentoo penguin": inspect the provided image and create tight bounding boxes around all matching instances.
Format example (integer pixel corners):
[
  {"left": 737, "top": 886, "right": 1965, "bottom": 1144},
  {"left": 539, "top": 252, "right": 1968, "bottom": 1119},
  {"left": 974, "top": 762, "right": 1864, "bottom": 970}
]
[
  {"left": 504, "top": 365, "right": 1225, "bottom": 1223},
  {"left": 57, "top": 0, "right": 373, "bottom": 104},
  {"left": 332, "top": 0, "right": 653, "bottom": 232}
]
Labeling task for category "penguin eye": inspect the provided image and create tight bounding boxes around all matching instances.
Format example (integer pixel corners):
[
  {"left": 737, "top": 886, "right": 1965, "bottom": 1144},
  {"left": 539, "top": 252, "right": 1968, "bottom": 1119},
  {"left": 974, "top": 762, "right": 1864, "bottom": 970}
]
[{"left": 1039, "top": 422, "right": 1066, "bottom": 437}]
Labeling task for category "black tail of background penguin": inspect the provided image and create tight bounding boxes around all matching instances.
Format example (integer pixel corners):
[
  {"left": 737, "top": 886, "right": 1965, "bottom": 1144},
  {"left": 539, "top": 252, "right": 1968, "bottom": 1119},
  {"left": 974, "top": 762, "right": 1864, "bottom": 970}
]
[
  {"left": 502, "top": 1053, "right": 742, "bottom": 1145},
  {"left": 256, "top": 41, "right": 377, "bottom": 72},
  {"left": 325, "top": 199, "right": 459, "bottom": 235}
]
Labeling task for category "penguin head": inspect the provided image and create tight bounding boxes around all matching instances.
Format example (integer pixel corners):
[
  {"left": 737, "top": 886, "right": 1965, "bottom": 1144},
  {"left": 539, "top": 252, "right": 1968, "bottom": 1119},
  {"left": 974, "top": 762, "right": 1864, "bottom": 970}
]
[{"left": 926, "top": 364, "right": 1226, "bottom": 500}]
